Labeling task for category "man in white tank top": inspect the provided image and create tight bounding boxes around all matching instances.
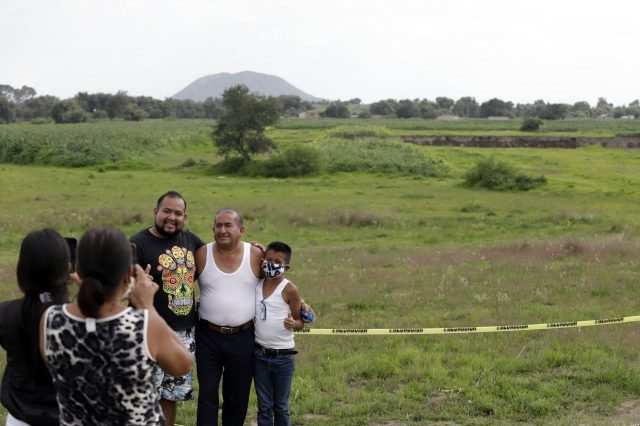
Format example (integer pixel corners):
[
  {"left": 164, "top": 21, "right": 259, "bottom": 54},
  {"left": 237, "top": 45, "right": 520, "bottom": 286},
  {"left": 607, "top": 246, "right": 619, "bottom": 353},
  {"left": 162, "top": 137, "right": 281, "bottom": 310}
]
[{"left": 195, "top": 209, "right": 265, "bottom": 426}]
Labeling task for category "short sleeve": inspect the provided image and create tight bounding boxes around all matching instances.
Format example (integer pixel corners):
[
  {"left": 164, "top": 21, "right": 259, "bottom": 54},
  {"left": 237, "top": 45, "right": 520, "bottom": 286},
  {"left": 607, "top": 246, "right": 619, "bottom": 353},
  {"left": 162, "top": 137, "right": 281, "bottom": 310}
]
[{"left": 192, "top": 232, "right": 205, "bottom": 250}]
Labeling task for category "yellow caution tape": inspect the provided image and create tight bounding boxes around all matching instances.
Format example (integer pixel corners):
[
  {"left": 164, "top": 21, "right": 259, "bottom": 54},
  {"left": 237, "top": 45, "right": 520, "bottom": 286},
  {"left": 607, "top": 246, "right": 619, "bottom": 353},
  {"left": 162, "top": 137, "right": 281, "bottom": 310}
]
[{"left": 294, "top": 315, "right": 640, "bottom": 335}]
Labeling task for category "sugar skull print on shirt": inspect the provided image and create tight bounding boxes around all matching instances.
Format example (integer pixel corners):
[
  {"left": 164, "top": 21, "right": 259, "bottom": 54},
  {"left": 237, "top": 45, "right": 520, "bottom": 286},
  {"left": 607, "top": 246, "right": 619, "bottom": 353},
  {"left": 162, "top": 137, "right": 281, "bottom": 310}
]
[{"left": 157, "top": 246, "right": 195, "bottom": 315}]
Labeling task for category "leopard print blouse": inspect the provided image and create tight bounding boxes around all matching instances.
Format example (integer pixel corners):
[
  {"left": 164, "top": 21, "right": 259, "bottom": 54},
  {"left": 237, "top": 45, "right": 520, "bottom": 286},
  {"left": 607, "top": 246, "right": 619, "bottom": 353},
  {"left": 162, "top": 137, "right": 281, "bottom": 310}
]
[{"left": 44, "top": 305, "right": 163, "bottom": 426}]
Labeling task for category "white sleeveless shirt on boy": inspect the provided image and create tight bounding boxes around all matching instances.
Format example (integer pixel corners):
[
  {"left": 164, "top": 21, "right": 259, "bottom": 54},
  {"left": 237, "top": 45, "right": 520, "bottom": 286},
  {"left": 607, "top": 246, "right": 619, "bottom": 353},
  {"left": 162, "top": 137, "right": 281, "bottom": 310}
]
[
  {"left": 254, "top": 278, "right": 295, "bottom": 350},
  {"left": 198, "top": 241, "right": 258, "bottom": 326}
]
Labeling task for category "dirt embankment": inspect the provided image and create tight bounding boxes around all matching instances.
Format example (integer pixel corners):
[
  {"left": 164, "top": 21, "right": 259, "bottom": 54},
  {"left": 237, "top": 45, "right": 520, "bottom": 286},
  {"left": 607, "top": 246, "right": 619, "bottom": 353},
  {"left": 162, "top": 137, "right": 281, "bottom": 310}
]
[{"left": 401, "top": 135, "right": 640, "bottom": 148}]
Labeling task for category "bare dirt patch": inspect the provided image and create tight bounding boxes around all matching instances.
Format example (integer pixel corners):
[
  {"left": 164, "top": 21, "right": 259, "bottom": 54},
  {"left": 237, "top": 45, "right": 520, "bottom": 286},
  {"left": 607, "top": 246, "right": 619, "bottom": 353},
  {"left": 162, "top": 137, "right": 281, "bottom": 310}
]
[
  {"left": 303, "top": 413, "right": 332, "bottom": 422},
  {"left": 607, "top": 399, "right": 640, "bottom": 425}
]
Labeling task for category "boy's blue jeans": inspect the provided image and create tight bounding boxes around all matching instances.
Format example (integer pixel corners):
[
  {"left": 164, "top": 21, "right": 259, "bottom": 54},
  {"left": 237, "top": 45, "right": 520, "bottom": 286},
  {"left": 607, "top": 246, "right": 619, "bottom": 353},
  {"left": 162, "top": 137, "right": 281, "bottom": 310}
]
[{"left": 254, "top": 349, "right": 295, "bottom": 426}]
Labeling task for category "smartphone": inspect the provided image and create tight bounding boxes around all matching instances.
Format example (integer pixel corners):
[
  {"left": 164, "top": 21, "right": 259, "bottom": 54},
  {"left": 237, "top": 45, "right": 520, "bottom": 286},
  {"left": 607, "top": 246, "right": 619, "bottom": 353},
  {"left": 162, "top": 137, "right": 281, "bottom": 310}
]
[
  {"left": 64, "top": 237, "right": 77, "bottom": 272},
  {"left": 130, "top": 242, "right": 139, "bottom": 266},
  {"left": 124, "top": 243, "right": 140, "bottom": 299}
]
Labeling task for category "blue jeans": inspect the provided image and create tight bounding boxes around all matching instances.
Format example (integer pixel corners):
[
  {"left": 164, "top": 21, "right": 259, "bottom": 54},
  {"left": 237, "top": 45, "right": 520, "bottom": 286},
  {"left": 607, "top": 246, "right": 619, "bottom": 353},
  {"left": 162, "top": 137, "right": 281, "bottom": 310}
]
[{"left": 253, "top": 350, "right": 295, "bottom": 426}]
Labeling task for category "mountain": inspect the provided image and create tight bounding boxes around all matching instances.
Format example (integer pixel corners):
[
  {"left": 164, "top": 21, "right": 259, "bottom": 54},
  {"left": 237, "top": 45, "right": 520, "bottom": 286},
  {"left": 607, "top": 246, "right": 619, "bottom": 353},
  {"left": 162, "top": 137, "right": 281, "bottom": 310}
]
[{"left": 172, "top": 71, "right": 322, "bottom": 102}]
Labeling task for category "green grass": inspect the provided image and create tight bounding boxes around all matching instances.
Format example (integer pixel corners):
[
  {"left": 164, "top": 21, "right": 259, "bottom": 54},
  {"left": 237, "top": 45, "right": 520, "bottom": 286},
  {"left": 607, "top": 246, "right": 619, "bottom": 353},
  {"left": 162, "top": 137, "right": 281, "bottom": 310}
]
[{"left": 1, "top": 119, "right": 640, "bottom": 425}]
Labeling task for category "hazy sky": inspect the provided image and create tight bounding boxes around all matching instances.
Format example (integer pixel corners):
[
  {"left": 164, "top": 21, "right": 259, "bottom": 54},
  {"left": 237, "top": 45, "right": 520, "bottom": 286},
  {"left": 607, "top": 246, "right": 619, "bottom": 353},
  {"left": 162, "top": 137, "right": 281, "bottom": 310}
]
[{"left": 2, "top": 0, "right": 638, "bottom": 105}]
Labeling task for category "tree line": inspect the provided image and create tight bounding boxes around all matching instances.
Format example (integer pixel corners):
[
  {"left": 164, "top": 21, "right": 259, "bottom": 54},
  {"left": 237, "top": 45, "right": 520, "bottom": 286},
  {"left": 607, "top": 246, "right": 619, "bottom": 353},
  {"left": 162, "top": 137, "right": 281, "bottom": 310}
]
[
  {"left": 320, "top": 97, "right": 640, "bottom": 120},
  {"left": 0, "top": 84, "right": 313, "bottom": 124},
  {"left": 1, "top": 83, "right": 639, "bottom": 124}
]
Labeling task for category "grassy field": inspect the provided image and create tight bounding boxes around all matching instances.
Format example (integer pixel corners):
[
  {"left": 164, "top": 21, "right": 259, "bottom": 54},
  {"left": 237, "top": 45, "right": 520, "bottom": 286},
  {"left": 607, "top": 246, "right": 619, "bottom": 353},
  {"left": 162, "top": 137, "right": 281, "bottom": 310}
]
[{"left": 1, "top": 118, "right": 640, "bottom": 425}]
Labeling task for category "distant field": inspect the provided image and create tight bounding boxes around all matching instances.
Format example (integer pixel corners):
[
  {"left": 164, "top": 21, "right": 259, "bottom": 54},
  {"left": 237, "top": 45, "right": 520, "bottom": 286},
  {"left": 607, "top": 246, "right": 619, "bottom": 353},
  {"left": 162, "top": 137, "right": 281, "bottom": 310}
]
[
  {"left": 1, "top": 118, "right": 640, "bottom": 425},
  {"left": 275, "top": 117, "right": 640, "bottom": 137}
]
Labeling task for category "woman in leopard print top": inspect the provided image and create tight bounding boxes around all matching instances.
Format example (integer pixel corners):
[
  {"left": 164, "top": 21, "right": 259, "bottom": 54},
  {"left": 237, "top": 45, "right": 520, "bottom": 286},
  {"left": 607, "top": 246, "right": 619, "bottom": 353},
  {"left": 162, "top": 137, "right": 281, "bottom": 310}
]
[{"left": 40, "top": 226, "right": 192, "bottom": 426}]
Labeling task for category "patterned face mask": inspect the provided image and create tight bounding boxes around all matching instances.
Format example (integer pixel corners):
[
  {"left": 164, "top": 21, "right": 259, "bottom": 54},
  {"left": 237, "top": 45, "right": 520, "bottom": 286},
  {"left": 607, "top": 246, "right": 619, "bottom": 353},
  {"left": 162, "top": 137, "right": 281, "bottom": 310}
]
[{"left": 261, "top": 260, "right": 286, "bottom": 279}]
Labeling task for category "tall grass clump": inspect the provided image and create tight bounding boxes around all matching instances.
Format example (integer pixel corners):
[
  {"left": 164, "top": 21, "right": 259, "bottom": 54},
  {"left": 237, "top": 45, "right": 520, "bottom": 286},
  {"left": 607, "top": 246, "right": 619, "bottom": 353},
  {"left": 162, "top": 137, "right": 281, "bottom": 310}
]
[
  {"left": 327, "top": 125, "right": 391, "bottom": 139},
  {"left": 464, "top": 157, "right": 546, "bottom": 191},
  {"left": 319, "top": 138, "right": 447, "bottom": 176}
]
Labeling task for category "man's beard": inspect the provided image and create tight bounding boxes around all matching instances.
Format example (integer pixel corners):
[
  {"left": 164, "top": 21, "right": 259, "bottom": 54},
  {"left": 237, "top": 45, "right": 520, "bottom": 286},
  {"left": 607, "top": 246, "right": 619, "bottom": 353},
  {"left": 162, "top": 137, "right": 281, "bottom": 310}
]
[{"left": 154, "top": 221, "right": 182, "bottom": 238}]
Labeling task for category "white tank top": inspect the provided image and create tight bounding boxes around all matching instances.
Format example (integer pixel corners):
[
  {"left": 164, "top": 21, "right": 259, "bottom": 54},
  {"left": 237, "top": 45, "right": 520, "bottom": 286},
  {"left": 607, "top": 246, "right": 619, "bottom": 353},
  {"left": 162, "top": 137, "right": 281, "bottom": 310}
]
[
  {"left": 198, "top": 242, "right": 259, "bottom": 326},
  {"left": 254, "top": 279, "right": 295, "bottom": 350}
]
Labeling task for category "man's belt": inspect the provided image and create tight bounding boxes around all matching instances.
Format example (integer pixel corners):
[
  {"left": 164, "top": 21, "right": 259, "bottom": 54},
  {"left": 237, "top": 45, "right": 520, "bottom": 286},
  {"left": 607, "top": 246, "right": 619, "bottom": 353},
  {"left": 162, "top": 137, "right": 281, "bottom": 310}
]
[
  {"left": 201, "top": 319, "right": 254, "bottom": 334},
  {"left": 255, "top": 343, "right": 298, "bottom": 356}
]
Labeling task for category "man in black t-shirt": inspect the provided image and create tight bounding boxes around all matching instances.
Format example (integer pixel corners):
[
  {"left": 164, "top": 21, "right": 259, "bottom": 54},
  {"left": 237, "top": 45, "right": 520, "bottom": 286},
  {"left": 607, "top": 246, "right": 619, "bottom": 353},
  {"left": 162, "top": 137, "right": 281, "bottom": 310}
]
[{"left": 130, "top": 191, "right": 205, "bottom": 426}]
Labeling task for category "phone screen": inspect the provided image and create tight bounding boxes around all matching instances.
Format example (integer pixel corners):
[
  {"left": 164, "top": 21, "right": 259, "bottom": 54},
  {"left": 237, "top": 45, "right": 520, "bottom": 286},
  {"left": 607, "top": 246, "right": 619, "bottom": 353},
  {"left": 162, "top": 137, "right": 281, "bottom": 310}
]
[
  {"left": 130, "top": 242, "right": 139, "bottom": 266},
  {"left": 64, "top": 237, "right": 77, "bottom": 268}
]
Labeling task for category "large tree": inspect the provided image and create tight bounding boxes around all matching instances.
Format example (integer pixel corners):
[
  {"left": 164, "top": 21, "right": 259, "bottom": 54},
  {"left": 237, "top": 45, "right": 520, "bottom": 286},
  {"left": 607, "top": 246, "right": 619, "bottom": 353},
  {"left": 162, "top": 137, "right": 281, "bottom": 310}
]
[
  {"left": 435, "top": 96, "right": 454, "bottom": 111},
  {"left": 479, "top": 98, "right": 513, "bottom": 118},
  {"left": 212, "top": 85, "right": 280, "bottom": 161},
  {"left": 0, "top": 96, "right": 15, "bottom": 123},
  {"left": 395, "top": 99, "right": 419, "bottom": 118},
  {"left": 322, "top": 102, "right": 350, "bottom": 118},
  {"left": 19, "top": 95, "right": 59, "bottom": 120},
  {"left": 51, "top": 99, "right": 87, "bottom": 123},
  {"left": 369, "top": 99, "right": 398, "bottom": 116},
  {"left": 0, "top": 84, "right": 36, "bottom": 104},
  {"left": 105, "top": 91, "right": 130, "bottom": 119},
  {"left": 452, "top": 97, "right": 479, "bottom": 118},
  {"left": 539, "top": 103, "right": 570, "bottom": 120}
]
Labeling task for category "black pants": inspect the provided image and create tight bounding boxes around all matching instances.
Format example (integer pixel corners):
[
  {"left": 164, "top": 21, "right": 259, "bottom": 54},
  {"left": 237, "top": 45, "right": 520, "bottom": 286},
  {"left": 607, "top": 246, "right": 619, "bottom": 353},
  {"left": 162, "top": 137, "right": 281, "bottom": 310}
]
[{"left": 195, "top": 321, "right": 255, "bottom": 426}]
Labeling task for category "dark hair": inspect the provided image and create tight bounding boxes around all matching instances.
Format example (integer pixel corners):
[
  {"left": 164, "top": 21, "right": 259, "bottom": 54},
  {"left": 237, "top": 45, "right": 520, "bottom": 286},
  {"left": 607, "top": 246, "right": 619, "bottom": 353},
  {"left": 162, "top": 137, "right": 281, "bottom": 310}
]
[
  {"left": 17, "top": 229, "right": 70, "bottom": 379},
  {"left": 266, "top": 241, "right": 292, "bottom": 263},
  {"left": 157, "top": 190, "right": 187, "bottom": 210},
  {"left": 215, "top": 208, "right": 243, "bottom": 227},
  {"left": 76, "top": 227, "right": 132, "bottom": 318}
]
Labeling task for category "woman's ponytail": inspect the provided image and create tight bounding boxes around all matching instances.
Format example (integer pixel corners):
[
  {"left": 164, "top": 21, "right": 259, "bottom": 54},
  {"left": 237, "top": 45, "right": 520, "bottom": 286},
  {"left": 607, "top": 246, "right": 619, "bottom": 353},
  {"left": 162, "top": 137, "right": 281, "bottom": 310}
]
[
  {"left": 77, "top": 276, "right": 106, "bottom": 318},
  {"left": 76, "top": 227, "right": 132, "bottom": 318},
  {"left": 16, "top": 228, "right": 71, "bottom": 380}
]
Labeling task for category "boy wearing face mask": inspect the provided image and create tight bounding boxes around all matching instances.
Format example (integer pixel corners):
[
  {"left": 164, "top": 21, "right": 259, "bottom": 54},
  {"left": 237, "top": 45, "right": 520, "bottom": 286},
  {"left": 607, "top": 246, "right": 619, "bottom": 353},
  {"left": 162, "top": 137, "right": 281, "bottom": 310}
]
[{"left": 254, "top": 241, "right": 306, "bottom": 426}]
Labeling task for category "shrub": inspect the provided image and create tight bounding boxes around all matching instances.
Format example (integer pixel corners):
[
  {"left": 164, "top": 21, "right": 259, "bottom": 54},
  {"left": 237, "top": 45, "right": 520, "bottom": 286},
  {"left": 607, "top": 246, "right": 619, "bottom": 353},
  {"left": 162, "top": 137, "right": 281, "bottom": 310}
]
[
  {"left": 213, "top": 156, "right": 247, "bottom": 174},
  {"left": 243, "top": 146, "right": 322, "bottom": 178},
  {"left": 514, "top": 174, "right": 547, "bottom": 190},
  {"left": 521, "top": 118, "right": 543, "bottom": 131},
  {"left": 464, "top": 157, "right": 546, "bottom": 191}
]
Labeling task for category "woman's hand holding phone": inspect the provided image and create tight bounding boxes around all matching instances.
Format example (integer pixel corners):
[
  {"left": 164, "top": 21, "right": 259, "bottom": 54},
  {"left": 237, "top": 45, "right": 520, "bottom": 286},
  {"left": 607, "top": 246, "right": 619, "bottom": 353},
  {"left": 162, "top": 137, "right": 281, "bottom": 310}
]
[{"left": 128, "top": 264, "right": 158, "bottom": 310}]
